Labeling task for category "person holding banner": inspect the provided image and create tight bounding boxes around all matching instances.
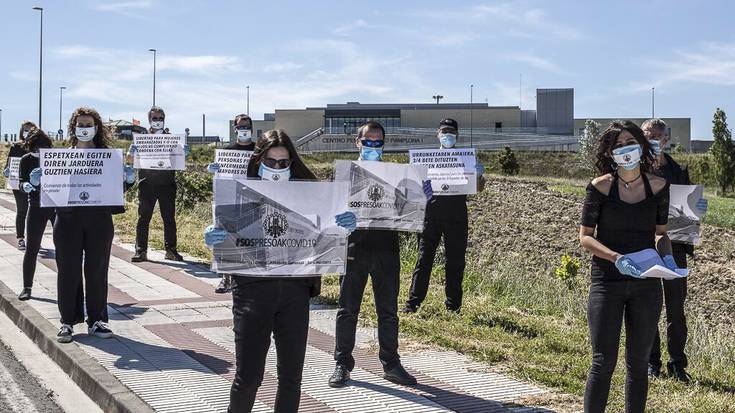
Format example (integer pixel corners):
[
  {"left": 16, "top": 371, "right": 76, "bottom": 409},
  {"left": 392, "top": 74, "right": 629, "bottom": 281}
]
[
  {"left": 403, "top": 118, "right": 485, "bottom": 314},
  {"left": 3, "top": 121, "right": 35, "bottom": 250},
  {"left": 52, "top": 107, "right": 135, "bottom": 343},
  {"left": 330, "top": 121, "right": 432, "bottom": 388},
  {"left": 642, "top": 118, "right": 706, "bottom": 382},
  {"left": 579, "top": 120, "right": 678, "bottom": 413},
  {"left": 203, "top": 129, "right": 357, "bottom": 413},
  {"left": 128, "top": 106, "right": 186, "bottom": 263},
  {"left": 206, "top": 113, "right": 255, "bottom": 293},
  {"left": 16, "top": 129, "right": 55, "bottom": 301}
]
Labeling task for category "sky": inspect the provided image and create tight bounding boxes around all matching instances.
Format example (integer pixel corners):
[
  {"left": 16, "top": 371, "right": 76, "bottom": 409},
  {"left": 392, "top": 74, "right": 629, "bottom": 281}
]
[{"left": 1, "top": 0, "right": 734, "bottom": 140}]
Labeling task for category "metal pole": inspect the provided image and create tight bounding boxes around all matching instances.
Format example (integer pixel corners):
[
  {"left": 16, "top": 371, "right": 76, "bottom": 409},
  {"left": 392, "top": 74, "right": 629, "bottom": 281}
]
[
  {"left": 59, "top": 86, "right": 66, "bottom": 136},
  {"left": 519, "top": 74, "right": 522, "bottom": 108},
  {"left": 470, "top": 84, "right": 474, "bottom": 147},
  {"left": 149, "top": 49, "right": 157, "bottom": 106},
  {"left": 0, "top": 109, "right": 3, "bottom": 142},
  {"left": 246, "top": 86, "right": 250, "bottom": 115},
  {"left": 651, "top": 87, "right": 655, "bottom": 118},
  {"left": 202, "top": 114, "right": 206, "bottom": 142},
  {"left": 33, "top": 7, "right": 43, "bottom": 128}
]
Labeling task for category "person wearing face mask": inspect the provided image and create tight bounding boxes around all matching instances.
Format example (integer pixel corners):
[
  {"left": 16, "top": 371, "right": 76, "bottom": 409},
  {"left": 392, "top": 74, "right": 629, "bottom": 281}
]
[
  {"left": 642, "top": 118, "right": 705, "bottom": 383},
  {"left": 3, "top": 121, "right": 35, "bottom": 251},
  {"left": 329, "top": 121, "right": 433, "bottom": 389},
  {"left": 128, "top": 106, "right": 186, "bottom": 262},
  {"left": 51, "top": 107, "right": 135, "bottom": 343},
  {"left": 16, "top": 129, "right": 55, "bottom": 301},
  {"left": 580, "top": 120, "right": 676, "bottom": 413},
  {"left": 203, "top": 129, "right": 356, "bottom": 413},
  {"left": 403, "top": 118, "right": 485, "bottom": 314}
]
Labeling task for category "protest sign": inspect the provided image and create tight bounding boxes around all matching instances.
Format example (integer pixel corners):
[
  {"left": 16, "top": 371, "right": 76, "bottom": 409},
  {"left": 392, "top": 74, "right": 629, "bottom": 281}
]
[
  {"left": 409, "top": 148, "right": 477, "bottom": 195},
  {"left": 132, "top": 133, "right": 186, "bottom": 170},
  {"left": 668, "top": 184, "right": 704, "bottom": 245},
  {"left": 5, "top": 157, "right": 21, "bottom": 190},
  {"left": 334, "top": 160, "right": 428, "bottom": 232},
  {"left": 211, "top": 178, "right": 350, "bottom": 276},
  {"left": 214, "top": 149, "right": 252, "bottom": 178},
  {"left": 39, "top": 148, "right": 124, "bottom": 207}
]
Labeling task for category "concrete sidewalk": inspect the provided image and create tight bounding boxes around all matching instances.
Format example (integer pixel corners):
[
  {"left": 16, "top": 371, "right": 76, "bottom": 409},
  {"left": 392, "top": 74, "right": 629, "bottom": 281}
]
[{"left": 0, "top": 191, "right": 555, "bottom": 413}]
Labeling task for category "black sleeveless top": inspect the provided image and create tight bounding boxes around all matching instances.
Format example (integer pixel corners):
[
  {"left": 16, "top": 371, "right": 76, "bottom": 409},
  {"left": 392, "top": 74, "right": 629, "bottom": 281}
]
[{"left": 581, "top": 174, "right": 670, "bottom": 281}]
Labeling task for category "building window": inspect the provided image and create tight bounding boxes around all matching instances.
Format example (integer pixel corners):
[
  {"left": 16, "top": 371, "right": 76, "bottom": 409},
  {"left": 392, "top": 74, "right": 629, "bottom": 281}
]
[
  {"left": 256, "top": 129, "right": 263, "bottom": 137},
  {"left": 495, "top": 122, "right": 502, "bottom": 130}
]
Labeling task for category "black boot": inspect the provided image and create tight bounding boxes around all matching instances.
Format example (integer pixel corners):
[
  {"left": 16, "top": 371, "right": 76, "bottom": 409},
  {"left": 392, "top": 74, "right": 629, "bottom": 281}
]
[
  {"left": 18, "top": 288, "right": 31, "bottom": 301},
  {"left": 668, "top": 364, "right": 691, "bottom": 383},
  {"left": 131, "top": 250, "right": 147, "bottom": 262},
  {"left": 328, "top": 365, "right": 350, "bottom": 388},
  {"left": 165, "top": 249, "right": 183, "bottom": 261},
  {"left": 383, "top": 364, "right": 417, "bottom": 385}
]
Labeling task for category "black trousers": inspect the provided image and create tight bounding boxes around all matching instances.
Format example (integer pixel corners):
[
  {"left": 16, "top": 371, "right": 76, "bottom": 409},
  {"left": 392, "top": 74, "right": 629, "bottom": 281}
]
[
  {"left": 54, "top": 212, "right": 113, "bottom": 327},
  {"left": 229, "top": 277, "right": 310, "bottom": 413},
  {"left": 334, "top": 249, "right": 401, "bottom": 371},
  {"left": 407, "top": 219, "right": 468, "bottom": 310},
  {"left": 135, "top": 182, "right": 177, "bottom": 252},
  {"left": 22, "top": 206, "right": 55, "bottom": 288},
  {"left": 12, "top": 190, "right": 28, "bottom": 239},
  {"left": 584, "top": 279, "right": 662, "bottom": 413},
  {"left": 650, "top": 250, "right": 688, "bottom": 370}
]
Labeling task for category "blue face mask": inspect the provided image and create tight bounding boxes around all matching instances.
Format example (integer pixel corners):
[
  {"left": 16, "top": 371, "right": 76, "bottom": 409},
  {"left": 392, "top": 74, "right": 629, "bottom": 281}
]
[
  {"left": 649, "top": 140, "right": 662, "bottom": 156},
  {"left": 258, "top": 164, "right": 291, "bottom": 181},
  {"left": 360, "top": 147, "right": 383, "bottom": 161},
  {"left": 439, "top": 133, "right": 457, "bottom": 148},
  {"left": 612, "top": 144, "right": 642, "bottom": 170}
]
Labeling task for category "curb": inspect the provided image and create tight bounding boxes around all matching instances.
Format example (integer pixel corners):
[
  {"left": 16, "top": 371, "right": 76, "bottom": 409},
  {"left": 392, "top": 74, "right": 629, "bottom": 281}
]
[{"left": 0, "top": 281, "right": 154, "bottom": 413}]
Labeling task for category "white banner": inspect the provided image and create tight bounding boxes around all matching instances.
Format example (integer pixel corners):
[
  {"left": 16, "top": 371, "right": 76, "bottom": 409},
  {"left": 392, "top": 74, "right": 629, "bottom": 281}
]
[
  {"left": 334, "top": 160, "right": 428, "bottom": 232},
  {"left": 409, "top": 148, "right": 477, "bottom": 196},
  {"left": 214, "top": 149, "right": 252, "bottom": 178},
  {"left": 39, "top": 148, "right": 124, "bottom": 207},
  {"left": 211, "top": 178, "right": 350, "bottom": 276},
  {"left": 5, "top": 157, "right": 21, "bottom": 190},
  {"left": 132, "top": 134, "right": 186, "bottom": 170},
  {"left": 668, "top": 184, "right": 704, "bottom": 246}
]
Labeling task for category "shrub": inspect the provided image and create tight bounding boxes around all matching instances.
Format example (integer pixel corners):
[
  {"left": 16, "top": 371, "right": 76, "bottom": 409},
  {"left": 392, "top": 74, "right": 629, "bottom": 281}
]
[
  {"left": 498, "top": 146, "right": 520, "bottom": 175},
  {"left": 554, "top": 254, "right": 581, "bottom": 290},
  {"left": 578, "top": 119, "right": 601, "bottom": 178},
  {"left": 672, "top": 142, "right": 684, "bottom": 154},
  {"left": 176, "top": 170, "right": 212, "bottom": 209}
]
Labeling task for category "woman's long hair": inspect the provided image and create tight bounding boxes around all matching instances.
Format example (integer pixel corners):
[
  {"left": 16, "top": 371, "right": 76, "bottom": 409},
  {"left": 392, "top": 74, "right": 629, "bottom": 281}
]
[
  {"left": 67, "top": 107, "right": 112, "bottom": 148},
  {"left": 24, "top": 128, "right": 53, "bottom": 152},
  {"left": 18, "top": 121, "right": 38, "bottom": 142},
  {"left": 246, "top": 129, "right": 317, "bottom": 180},
  {"left": 595, "top": 120, "right": 654, "bottom": 175}
]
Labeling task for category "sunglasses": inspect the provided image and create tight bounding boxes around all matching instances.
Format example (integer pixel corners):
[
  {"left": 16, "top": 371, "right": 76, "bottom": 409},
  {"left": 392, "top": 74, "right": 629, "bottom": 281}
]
[
  {"left": 361, "top": 139, "right": 384, "bottom": 148},
  {"left": 150, "top": 117, "right": 165, "bottom": 122},
  {"left": 262, "top": 157, "right": 291, "bottom": 169}
]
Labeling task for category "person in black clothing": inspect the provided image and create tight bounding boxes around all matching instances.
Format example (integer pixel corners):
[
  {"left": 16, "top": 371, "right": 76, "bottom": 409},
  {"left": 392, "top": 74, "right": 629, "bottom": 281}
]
[
  {"left": 3, "top": 121, "right": 35, "bottom": 250},
  {"left": 128, "top": 106, "right": 184, "bottom": 262},
  {"left": 642, "top": 118, "right": 707, "bottom": 382},
  {"left": 204, "top": 129, "right": 356, "bottom": 413},
  {"left": 329, "top": 121, "right": 432, "bottom": 388},
  {"left": 51, "top": 107, "right": 135, "bottom": 343},
  {"left": 206, "top": 114, "right": 256, "bottom": 294},
  {"left": 403, "top": 118, "right": 485, "bottom": 313},
  {"left": 580, "top": 120, "right": 680, "bottom": 413},
  {"left": 16, "top": 129, "right": 55, "bottom": 301}
]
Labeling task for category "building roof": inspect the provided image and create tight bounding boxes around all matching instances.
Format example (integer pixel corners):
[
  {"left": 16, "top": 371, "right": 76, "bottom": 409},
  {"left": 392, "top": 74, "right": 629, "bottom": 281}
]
[{"left": 302, "top": 102, "right": 519, "bottom": 111}]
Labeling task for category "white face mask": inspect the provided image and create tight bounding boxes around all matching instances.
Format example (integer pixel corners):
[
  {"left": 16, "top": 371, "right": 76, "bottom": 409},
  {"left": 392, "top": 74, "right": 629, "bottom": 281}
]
[
  {"left": 236, "top": 129, "right": 252, "bottom": 143},
  {"left": 22, "top": 131, "right": 30, "bottom": 139},
  {"left": 259, "top": 164, "right": 291, "bottom": 181},
  {"left": 75, "top": 126, "right": 96, "bottom": 142},
  {"left": 150, "top": 121, "right": 165, "bottom": 131},
  {"left": 31, "top": 152, "right": 40, "bottom": 158}
]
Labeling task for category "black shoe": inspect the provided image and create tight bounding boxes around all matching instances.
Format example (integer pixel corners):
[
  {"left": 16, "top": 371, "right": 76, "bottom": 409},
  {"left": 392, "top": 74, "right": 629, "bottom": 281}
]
[
  {"left": 401, "top": 304, "right": 418, "bottom": 314},
  {"left": 18, "top": 288, "right": 31, "bottom": 301},
  {"left": 648, "top": 364, "right": 662, "bottom": 379},
  {"left": 214, "top": 275, "right": 231, "bottom": 294},
  {"left": 165, "top": 249, "right": 183, "bottom": 261},
  {"left": 383, "top": 364, "right": 417, "bottom": 385},
  {"left": 17, "top": 239, "right": 26, "bottom": 251},
  {"left": 328, "top": 365, "right": 350, "bottom": 388},
  {"left": 57, "top": 324, "right": 73, "bottom": 343},
  {"left": 668, "top": 364, "right": 691, "bottom": 383},
  {"left": 131, "top": 251, "right": 147, "bottom": 262},
  {"left": 446, "top": 306, "right": 461, "bottom": 314},
  {"left": 88, "top": 321, "right": 114, "bottom": 339}
]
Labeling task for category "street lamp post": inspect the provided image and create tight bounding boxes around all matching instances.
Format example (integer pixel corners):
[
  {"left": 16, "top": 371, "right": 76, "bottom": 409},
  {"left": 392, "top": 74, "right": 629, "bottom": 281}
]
[
  {"left": 33, "top": 6, "right": 43, "bottom": 128},
  {"left": 432, "top": 94, "right": 444, "bottom": 104},
  {"left": 246, "top": 86, "right": 250, "bottom": 115},
  {"left": 470, "top": 84, "right": 474, "bottom": 147},
  {"left": 0, "top": 109, "right": 3, "bottom": 143},
  {"left": 59, "top": 86, "right": 66, "bottom": 138},
  {"left": 149, "top": 49, "right": 157, "bottom": 106},
  {"left": 651, "top": 87, "right": 655, "bottom": 118}
]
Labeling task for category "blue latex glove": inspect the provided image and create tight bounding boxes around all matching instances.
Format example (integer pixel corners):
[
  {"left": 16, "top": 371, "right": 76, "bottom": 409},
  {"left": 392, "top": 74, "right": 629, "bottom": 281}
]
[
  {"left": 662, "top": 255, "right": 679, "bottom": 272},
  {"left": 2, "top": 167, "right": 9, "bottom": 178},
  {"left": 696, "top": 198, "right": 708, "bottom": 214},
  {"left": 127, "top": 144, "right": 137, "bottom": 155},
  {"left": 615, "top": 255, "right": 644, "bottom": 278},
  {"left": 335, "top": 211, "right": 357, "bottom": 232},
  {"left": 475, "top": 163, "right": 485, "bottom": 176},
  {"left": 423, "top": 180, "right": 433, "bottom": 200},
  {"left": 124, "top": 165, "right": 136, "bottom": 184},
  {"left": 21, "top": 182, "right": 35, "bottom": 193},
  {"left": 207, "top": 163, "right": 220, "bottom": 174},
  {"left": 204, "top": 225, "right": 227, "bottom": 247},
  {"left": 184, "top": 144, "right": 191, "bottom": 158},
  {"left": 29, "top": 168, "right": 42, "bottom": 186}
]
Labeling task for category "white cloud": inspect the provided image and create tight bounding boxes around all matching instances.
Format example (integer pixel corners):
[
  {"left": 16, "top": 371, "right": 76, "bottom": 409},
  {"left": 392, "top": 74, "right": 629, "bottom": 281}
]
[
  {"left": 506, "top": 52, "right": 569, "bottom": 75},
  {"left": 92, "top": 1, "right": 154, "bottom": 12},
  {"left": 333, "top": 19, "right": 370, "bottom": 36}
]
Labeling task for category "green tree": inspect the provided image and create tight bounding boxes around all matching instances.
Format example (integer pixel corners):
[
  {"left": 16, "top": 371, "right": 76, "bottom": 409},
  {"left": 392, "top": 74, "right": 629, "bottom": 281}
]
[
  {"left": 498, "top": 146, "right": 520, "bottom": 175},
  {"left": 577, "top": 119, "right": 601, "bottom": 177},
  {"left": 709, "top": 108, "right": 735, "bottom": 195}
]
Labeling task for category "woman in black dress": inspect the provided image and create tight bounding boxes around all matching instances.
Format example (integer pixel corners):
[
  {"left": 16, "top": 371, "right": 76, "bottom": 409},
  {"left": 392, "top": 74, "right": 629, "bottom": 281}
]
[
  {"left": 580, "top": 120, "right": 680, "bottom": 413},
  {"left": 3, "top": 121, "right": 36, "bottom": 250}
]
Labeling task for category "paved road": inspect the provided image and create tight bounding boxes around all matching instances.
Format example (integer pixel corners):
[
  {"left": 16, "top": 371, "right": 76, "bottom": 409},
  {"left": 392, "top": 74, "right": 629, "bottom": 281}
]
[{"left": 0, "top": 340, "right": 63, "bottom": 413}]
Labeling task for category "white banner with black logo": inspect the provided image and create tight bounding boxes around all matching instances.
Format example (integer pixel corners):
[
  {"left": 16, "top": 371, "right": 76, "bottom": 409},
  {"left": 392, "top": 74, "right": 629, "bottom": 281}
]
[
  {"left": 214, "top": 149, "right": 252, "bottom": 178},
  {"left": 668, "top": 184, "right": 704, "bottom": 245},
  {"left": 39, "top": 148, "right": 124, "bottom": 207},
  {"left": 132, "top": 133, "right": 186, "bottom": 170},
  {"left": 409, "top": 148, "right": 477, "bottom": 196},
  {"left": 5, "top": 157, "right": 21, "bottom": 190},
  {"left": 334, "top": 160, "right": 428, "bottom": 232},
  {"left": 211, "top": 178, "right": 350, "bottom": 276}
]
